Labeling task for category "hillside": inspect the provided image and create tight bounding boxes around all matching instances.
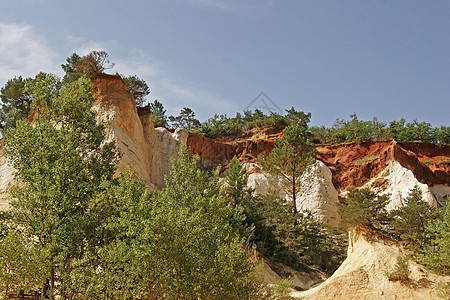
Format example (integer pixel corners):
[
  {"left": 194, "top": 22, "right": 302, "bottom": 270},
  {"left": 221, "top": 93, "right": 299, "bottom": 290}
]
[{"left": 0, "top": 74, "right": 449, "bottom": 297}]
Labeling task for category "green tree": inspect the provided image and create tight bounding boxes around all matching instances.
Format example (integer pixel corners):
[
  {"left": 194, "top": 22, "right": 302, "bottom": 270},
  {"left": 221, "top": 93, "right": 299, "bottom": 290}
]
[
  {"left": 259, "top": 124, "right": 316, "bottom": 213},
  {"left": 3, "top": 74, "right": 117, "bottom": 299},
  {"left": 285, "top": 107, "right": 311, "bottom": 127},
  {"left": 0, "top": 76, "right": 33, "bottom": 130},
  {"left": 149, "top": 99, "right": 168, "bottom": 128},
  {"left": 86, "top": 146, "right": 257, "bottom": 299},
  {"left": 419, "top": 199, "right": 450, "bottom": 274},
  {"left": 260, "top": 193, "right": 345, "bottom": 273},
  {"left": 0, "top": 230, "right": 44, "bottom": 299},
  {"left": 122, "top": 75, "right": 150, "bottom": 107},
  {"left": 225, "top": 156, "right": 251, "bottom": 207},
  {"left": 61, "top": 51, "right": 115, "bottom": 81},
  {"left": 338, "top": 187, "right": 390, "bottom": 230},
  {"left": 169, "top": 107, "right": 200, "bottom": 130},
  {"left": 389, "top": 186, "right": 439, "bottom": 251},
  {"left": 61, "top": 53, "right": 82, "bottom": 83}
]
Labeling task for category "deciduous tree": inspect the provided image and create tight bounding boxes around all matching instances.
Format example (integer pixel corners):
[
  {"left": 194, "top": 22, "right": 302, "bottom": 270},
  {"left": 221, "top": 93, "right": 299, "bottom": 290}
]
[{"left": 3, "top": 74, "right": 117, "bottom": 299}]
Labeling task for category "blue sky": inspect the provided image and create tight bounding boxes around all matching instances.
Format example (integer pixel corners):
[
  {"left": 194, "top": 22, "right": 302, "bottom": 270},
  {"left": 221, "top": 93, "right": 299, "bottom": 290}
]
[{"left": 0, "top": 0, "right": 449, "bottom": 127}]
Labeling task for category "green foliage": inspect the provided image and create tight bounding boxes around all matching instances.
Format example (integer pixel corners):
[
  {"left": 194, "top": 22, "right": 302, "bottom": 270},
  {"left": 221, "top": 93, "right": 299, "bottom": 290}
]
[
  {"left": 259, "top": 193, "right": 346, "bottom": 273},
  {"left": 62, "top": 51, "right": 115, "bottom": 82},
  {"left": 84, "top": 146, "right": 258, "bottom": 299},
  {"left": 3, "top": 74, "right": 118, "bottom": 298},
  {"left": 271, "top": 278, "right": 294, "bottom": 298},
  {"left": 122, "top": 75, "right": 150, "bottom": 107},
  {"left": 169, "top": 107, "right": 201, "bottom": 130},
  {"left": 338, "top": 188, "right": 390, "bottom": 230},
  {"left": 0, "top": 230, "right": 44, "bottom": 298},
  {"left": 195, "top": 108, "right": 307, "bottom": 138},
  {"left": 61, "top": 53, "right": 82, "bottom": 83},
  {"left": 419, "top": 199, "right": 450, "bottom": 275},
  {"left": 385, "top": 255, "right": 410, "bottom": 282},
  {"left": 0, "top": 76, "right": 33, "bottom": 130},
  {"left": 310, "top": 114, "right": 449, "bottom": 144},
  {"left": 225, "top": 156, "right": 251, "bottom": 207},
  {"left": 389, "top": 186, "right": 439, "bottom": 251},
  {"left": 259, "top": 124, "right": 316, "bottom": 212},
  {"left": 149, "top": 99, "right": 168, "bottom": 128}
]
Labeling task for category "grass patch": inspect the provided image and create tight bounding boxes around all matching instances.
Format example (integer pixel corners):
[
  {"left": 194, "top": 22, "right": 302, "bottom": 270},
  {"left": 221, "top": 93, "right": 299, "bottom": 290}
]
[
  {"left": 439, "top": 159, "right": 450, "bottom": 166},
  {"left": 351, "top": 155, "right": 380, "bottom": 166}
]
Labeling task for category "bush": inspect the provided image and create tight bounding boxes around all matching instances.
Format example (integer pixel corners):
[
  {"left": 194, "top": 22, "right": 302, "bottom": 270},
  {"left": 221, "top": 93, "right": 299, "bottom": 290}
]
[{"left": 385, "top": 255, "right": 410, "bottom": 282}]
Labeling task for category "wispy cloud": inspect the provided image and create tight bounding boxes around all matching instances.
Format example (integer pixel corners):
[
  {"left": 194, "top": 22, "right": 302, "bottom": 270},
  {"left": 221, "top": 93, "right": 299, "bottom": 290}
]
[
  {"left": 114, "top": 50, "right": 238, "bottom": 120},
  {"left": 64, "top": 35, "right": 117, "bottom": 56},
  {"left": 0, "top": 24, "right": 235, "bottom": 121},
  {"left": 0, "top": 23, "right": 61, "bottom": 86}
]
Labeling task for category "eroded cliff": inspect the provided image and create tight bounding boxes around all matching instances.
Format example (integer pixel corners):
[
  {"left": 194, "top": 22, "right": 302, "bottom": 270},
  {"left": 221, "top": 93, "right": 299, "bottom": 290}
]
[{"left": 290, "top": 224, "right": 449, "bottom": 299}]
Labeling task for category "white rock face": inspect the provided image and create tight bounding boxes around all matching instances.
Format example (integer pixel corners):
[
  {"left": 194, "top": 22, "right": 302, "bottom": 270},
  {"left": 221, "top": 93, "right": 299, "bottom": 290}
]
[
  {"left": 430, "top": 184, "right": 450, "bottom": 204},
  {"left": 0, "top": 154, "right": 14, "bottom": 211},
  {"left": 246, "top": 160, "right": 340, "bottom": 225},
  {"left": 155, "top": 127, "right": 188, "bottom": 178},
  {"left": 363, "top": 161, "right": 437, "bottom": 211},
  {"left": 296, "top": 160, "right": 340, "bottom": 224}
]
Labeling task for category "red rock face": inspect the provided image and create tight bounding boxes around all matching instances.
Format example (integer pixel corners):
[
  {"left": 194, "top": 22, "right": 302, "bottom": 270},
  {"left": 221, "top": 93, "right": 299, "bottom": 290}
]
[
  {"left": 186, "top": 130, "right": 450, "bottom": 190},
  {"left": 316, "top": 140, "right": 450, "bottom": 190}
]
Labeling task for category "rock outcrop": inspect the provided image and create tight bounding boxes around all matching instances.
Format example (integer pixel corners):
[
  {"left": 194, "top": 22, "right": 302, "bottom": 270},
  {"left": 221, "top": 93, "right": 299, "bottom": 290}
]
[
  {"left": 245, "top": 161, "right": 340, "bottom": 225},
  {"left": 290, "top": 224, "right": 450, "bottom": 299},
  {"left": 91, "top": 74, "right": 165, "bottom": 189},
  {"left": 186, "top": 132, "right": 450, "bottom": 224},
  {"left": 0, "top": 153, "right": 14, "bottom": 211}
]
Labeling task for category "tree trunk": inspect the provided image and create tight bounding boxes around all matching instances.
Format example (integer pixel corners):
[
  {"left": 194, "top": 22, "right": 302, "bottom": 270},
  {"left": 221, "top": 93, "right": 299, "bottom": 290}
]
[
  {"left": 50, "top": 267, "right": 55, "bottom": 300},
  {"left": 41, "top": 278, "right": 48, "bottom": 299},
  {"left": 292, "top": 177, "right": 297, "bottom": 213}
]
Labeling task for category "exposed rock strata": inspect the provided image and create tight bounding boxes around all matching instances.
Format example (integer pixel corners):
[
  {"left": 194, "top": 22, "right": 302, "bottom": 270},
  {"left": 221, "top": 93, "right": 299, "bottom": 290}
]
[
  {"left": 290, "top": 224, "right": 450, "bottom": 299},
  {"left": 91, "top": 74, "right": 165, "bottom": 189}
]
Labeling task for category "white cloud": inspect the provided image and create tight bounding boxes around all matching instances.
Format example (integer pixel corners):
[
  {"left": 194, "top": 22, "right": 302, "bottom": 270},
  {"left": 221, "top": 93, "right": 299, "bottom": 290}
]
[
  {"left": 0, "top": 23, "right": 61, "bottom": 86},
  {"left": 0, "top": 24, "right": 235, "bottom": 121}
]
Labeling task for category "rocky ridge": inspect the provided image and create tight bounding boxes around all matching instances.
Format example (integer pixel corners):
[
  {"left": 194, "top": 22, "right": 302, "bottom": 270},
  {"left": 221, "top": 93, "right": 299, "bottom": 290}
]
[{"left": 290, "top": 224, "right": 449, "bottom": 299}]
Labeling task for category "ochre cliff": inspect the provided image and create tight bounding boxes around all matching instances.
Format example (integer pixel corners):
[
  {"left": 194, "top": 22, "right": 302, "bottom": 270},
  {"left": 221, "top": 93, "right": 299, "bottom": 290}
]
[
  {"left": 1, "top": 75, "right": 449, "bottom": 216},
  {"left": 91, "top": 74, "right": 165, "bottom": 189},
  {"left": 185, "top": 131, "right": 449, "bottom": 221}
]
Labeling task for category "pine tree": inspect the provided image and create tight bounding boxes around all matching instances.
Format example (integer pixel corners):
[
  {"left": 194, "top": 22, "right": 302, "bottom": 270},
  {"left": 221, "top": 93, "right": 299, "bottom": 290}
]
[
  {"left": 338, "top": 187, "right": 390, "bottom": 230},
  {"left": 259, "top": 124, "right": 316, "bottom": 212},
  {"left": 149, "top": 99, "right": 168, "bottom": 128},
  {"left": 389, "top": 186, "right": 439, "bottom": 251},
  {"left": 0, "top": 76, "right": 33, "bottom": 130},
  {"left": 225, "top": 156, "right": 251, "bottom": 207},
  {"left": 419, "top": 199, "right": 450, "bottom": 274}
]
